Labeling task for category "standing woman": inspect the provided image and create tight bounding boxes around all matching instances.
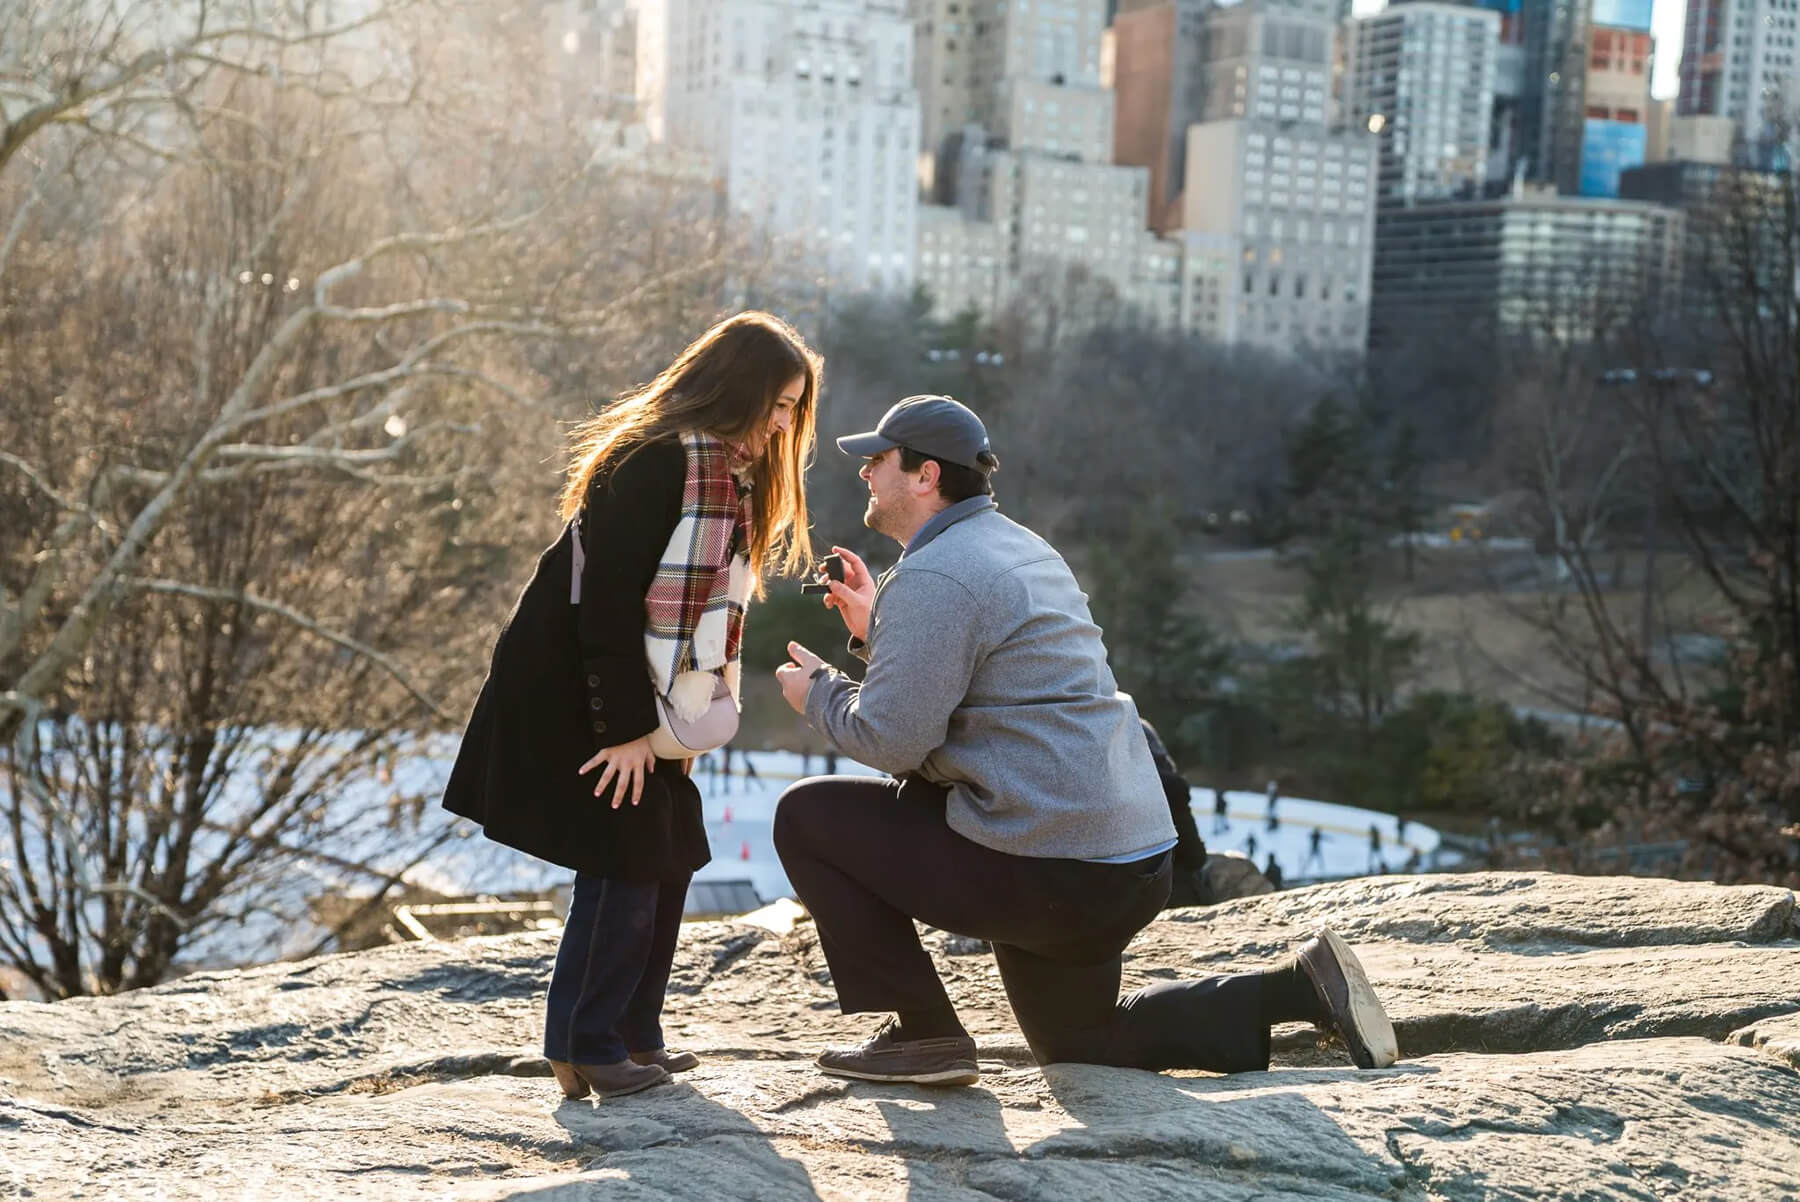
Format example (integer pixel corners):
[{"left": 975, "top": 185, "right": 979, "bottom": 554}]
[{"left": 443, "top": 312, "right": 820, "bottom": 1100}]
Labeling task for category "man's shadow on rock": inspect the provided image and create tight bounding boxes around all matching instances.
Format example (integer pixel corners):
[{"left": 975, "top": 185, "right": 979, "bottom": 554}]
[
  {"left": 860, "top": 1075, "right": 1014, "bottom": 1199},
  {"left": 1028, "top": 1060, "right": 1440, "bottom": 1198},
  {"left": 843, "top": 1059, "right": 1438, "bottom": 1200}
]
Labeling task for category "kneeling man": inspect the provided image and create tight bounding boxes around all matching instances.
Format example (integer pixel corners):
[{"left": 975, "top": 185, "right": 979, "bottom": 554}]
[{"left": 774, "top": 395, "right": 1396, "bottom": 1085}]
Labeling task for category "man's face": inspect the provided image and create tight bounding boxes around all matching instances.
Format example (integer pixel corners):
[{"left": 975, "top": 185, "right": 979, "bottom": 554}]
[{"left": 859, "top": 448, "right": 914, "bottom": 539}]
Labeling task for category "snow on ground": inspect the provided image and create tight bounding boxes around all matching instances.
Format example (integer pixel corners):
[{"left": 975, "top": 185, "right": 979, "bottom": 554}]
[
  {"left": 419, "top": 749, "right": 1457, "bottom": 908},
  {"left": 4, "top": 733, "right": 1459, "bottom": 982}
]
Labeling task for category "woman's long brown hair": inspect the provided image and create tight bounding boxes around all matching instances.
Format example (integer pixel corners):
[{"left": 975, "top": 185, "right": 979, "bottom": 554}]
[{"left": 558, "top": 311, "right": 820, "bottom": 589}]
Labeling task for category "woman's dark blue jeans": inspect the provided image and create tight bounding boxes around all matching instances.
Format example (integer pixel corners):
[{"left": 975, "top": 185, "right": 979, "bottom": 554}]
[{"left": 543, "top": 872, "right": 690, "bottom": 1065}]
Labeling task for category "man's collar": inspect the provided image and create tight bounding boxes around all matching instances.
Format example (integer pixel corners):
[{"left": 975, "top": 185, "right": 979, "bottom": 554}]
[{"left": 899, "top": 495, "right": 997, "bottom": 560}]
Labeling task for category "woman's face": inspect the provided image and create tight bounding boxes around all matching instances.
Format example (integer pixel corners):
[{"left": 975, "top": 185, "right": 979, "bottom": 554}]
[{"left": 745, "top": 372, "right": 805, "bottom": 459}]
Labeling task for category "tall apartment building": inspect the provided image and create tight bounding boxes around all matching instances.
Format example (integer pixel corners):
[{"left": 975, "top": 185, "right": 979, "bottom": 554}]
[
  {"left": 1516, "top": 0, "right": 1589, "bottom": 192},
  {"left": 1339, "top": 4, "right": 1501, "bottom": 206},
  {"left": 1110, "top": 0, "right": 1196, "bottom": 230},
  {"left": 912, "top": 0, "right": 978, "bottom": 164},
  {"left": 912, "top": 0, "right": 1169, "bottom": 324},
  {"left": 639, "top": 0, "right": 920, "bottom": 293},
  {"left": 1471, "top": 0, "right": 1530, "bottom": 192},
  {"left": 1367, "top": 190, "right": 1683, "bottom": 345},
  {"left": 1109, "top": 0, "right": 1374, "bottom": 350},
  {"left": 1180, "top": 120, "right": 1379, "bottom": 347},
  {"left": 912, "top": 0, "right": 1112, "bottom": 182},
  {"left": 1679, "top": 0, "right": 1799, "bottom": 153},
  {"left": 1114, "top": 0, "right": 1332, "bottom": 230}
]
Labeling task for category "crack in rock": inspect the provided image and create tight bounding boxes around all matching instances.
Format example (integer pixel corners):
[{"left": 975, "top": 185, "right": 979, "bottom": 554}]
[
  {"left": 1, "top": 1097, "right": 144, "bottom": 1137},
  {"left": 769, "top": 1081, "right": 851, "bottom": 1114},
  {"left": 1393, "top": 997, "right": 1800, "bottom": 1060},
  {"left": 260, "top": 1052, "right": 550, "bottom": 1104}
]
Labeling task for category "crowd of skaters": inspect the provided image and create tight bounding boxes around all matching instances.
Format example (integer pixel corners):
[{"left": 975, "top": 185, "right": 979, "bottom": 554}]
[
  {"left": 696, "top": 737, "right": 1428, "bottom": 892},
  {"left": 1203, "top": 777, "right": 1425, "bottom": 887}
]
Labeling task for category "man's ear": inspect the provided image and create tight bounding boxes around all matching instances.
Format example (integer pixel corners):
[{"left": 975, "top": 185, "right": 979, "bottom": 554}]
[{"left": 913, "top": 458, "right": 941, "bottom": 495}]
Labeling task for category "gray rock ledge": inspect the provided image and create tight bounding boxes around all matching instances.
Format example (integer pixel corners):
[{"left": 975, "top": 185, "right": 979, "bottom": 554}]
[{"left": 3, "top": 871, "right": 1796, "bottom": 1200}]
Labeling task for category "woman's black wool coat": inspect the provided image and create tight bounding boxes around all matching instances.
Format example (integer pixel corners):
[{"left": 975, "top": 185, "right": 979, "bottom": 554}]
[{"left": 441, "top": 438, "right": 711, "bottom": 881}]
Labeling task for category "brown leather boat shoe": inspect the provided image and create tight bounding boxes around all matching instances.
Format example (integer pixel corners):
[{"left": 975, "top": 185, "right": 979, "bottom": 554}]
[
  {"left": 1296, "top": 928, "right": 1399, "bottom": 1069},
  {"left": 815, "top": 1019, "right": 979, "bottom": 1086}
]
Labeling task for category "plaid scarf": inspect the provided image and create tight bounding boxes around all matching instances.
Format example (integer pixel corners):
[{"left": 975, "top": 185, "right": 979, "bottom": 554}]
[{"left": 643, "top": 430, "right": 754, "bottom": 702}]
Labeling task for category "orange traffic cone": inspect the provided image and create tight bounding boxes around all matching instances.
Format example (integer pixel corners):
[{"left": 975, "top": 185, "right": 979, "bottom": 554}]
[
  {"left": 723, "top": 805, "right": 733, "bottom": 823},
  {"left": 740, "top": 841, "right": 751, "bottom": 861}
]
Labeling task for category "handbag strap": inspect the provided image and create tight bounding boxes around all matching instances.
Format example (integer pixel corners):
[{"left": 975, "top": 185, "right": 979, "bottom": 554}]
[{"left": 569, "top": 513, "right": 584, "bottom": 605}]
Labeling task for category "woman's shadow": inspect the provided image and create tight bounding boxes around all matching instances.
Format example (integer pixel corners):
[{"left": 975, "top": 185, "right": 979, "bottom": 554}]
[
  {"left": 528, "top": 1072, "right": 825, "bottom": 1200},
  {"left": 507, "top": 1061, "right": 1015, "bottom": 1200}
]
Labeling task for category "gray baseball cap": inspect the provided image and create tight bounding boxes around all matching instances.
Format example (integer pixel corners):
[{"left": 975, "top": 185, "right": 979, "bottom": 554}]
[{"left": 836, "top": 395, "right": 993, "bottom": 471}]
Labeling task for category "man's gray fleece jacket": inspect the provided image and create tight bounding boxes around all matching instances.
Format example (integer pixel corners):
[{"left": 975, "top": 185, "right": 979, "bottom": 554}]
[{"left": 805, "top": 499, "right": 1176, "bottom": 860}]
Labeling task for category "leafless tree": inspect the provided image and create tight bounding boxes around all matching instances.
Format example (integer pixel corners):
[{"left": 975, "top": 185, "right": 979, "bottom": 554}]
[
  {"left": 987, "top": 311, "right": 1328, "bottom": 545},
  {"left": 0, "top": 1, "right": 760, "bottom": 996},
  {"left": 1478, "top": 161, "right": 1800, "bottom": 886}
]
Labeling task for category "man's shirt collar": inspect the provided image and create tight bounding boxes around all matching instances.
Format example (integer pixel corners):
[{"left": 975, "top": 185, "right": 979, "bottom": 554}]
[{"left": 899, "top": 495, "right": 997, "bottom": 561}]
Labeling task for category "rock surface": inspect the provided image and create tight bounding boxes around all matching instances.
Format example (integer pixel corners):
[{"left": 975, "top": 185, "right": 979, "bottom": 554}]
[
  {"left": 1730, "top": 1012, "right": 1800, "bottom": 1072},
  {"left": 3, "top": 872, "right": 1798, "bottom": 1200},
  {"left": 1200, "top": 851, "right": 1275, "bottom": 900}
]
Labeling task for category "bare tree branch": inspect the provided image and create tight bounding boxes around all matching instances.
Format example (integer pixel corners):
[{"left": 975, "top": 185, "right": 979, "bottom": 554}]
[
  {"left": 0, "top": 450, "right": 118, "bottom": 535},
  {"left": 122, "top": 578, "right": 453, "bottom": 723},
  {"left": 0, "top": 4, "right": 418, "bottom": 178}
]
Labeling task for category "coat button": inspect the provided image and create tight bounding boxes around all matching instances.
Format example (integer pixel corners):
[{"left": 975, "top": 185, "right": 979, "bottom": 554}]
[
  {"left": 592, "top": 720, "right": 608, "bottom": 734},
  {"left": 587, "top": 674, "right": 601, "bottom": 687},
  {"left": 590, "top": 698, "right": 604, "bottom": 710}
]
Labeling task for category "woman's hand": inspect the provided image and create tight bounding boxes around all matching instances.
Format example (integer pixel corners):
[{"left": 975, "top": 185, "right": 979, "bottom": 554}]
[
  {"left": 579, "top": 735, "right": 657, "bottom": 809},
  {"left": 820, "top": 544, "right": 876, "bottom": 643}
]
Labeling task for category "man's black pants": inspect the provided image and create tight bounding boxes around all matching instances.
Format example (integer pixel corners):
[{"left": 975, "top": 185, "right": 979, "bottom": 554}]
[{"left": 773, "top": 776, "right": 1273, "bottom": 1073}]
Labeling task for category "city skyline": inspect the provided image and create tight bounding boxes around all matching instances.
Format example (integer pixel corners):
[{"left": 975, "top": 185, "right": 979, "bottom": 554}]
[
  {"left": 1350, "top": 0, "right": 1684, "bottom": 97},
  {"left": 614, "top": 0, "right": 1725, "bottom": 357}
]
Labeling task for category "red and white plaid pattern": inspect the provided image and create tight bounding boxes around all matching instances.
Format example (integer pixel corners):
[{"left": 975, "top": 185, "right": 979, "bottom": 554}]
[{"left": 644, "top": 431, "right": 753, "bottom": 699}]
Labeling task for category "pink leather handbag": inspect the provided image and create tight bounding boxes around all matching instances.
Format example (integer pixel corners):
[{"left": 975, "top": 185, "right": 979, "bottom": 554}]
[{"left": 648, "top": 676, "right": 739, "bottom": 759}]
